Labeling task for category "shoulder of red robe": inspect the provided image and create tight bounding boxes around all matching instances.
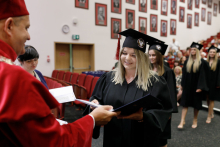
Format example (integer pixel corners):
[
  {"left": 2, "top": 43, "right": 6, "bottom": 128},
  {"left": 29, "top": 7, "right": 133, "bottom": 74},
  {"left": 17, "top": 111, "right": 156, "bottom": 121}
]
[
  {"left": 0, "top": 0, "right": 29, "bottom": 20},
  {"left": 0, "top": 63, "right": 60, "bottom": 123}
]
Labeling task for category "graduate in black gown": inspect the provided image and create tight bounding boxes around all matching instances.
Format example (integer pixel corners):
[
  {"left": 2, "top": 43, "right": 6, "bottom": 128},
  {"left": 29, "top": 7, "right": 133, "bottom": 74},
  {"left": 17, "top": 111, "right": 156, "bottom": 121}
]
[
  {"left": 178, "top": 42, "right": 209, "bottom": 129},
  {"left": 206, "top": 45, "right": 220, "bottom": 124},
  {"left": 148, "top": 42, "right": 177, "bottom": 147},
  {"left": 84, "top": 29, "right": 173, "bottom": 147}
]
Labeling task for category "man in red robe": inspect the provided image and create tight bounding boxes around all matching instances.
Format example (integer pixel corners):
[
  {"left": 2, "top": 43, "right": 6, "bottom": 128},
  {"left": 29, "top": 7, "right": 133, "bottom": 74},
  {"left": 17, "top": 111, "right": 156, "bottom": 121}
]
[{"left": 0, "top": 0, "right": 119, "bottom": 146}]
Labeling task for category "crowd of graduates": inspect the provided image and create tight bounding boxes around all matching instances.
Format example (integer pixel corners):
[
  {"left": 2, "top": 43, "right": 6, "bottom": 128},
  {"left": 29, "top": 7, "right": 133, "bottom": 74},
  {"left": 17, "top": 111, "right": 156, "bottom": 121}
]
[{"left": 164, "top": 41, "right": 220, "bottom": 130}]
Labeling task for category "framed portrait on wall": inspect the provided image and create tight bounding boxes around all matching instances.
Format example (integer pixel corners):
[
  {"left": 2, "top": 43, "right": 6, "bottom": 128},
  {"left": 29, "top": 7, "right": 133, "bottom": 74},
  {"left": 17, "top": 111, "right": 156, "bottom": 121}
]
[
  {"left": 213, "top": 3, "right": 217, "bottom": 16},
  {"left": 111, "top": 0, "right": 121, "bottom": 14},
  {"left": 188, "top": 0, "right": 193, "bottom": 10},
  {"left": 195, "top": 0, "right": 200, "bottom": 8},
  {"left": 161, "top": 20, "right": 167, "bottom": 37},
  {"left": 139, "top": 17, "right": 147, "bottom": 34},
  {"left": 150, "top": 14, "right": 157, "bottom": 32},
  {"left": 95, "top": 3, "right": 107, "bottom": 26},
  {"left": 171, "top": 0, "right": 177, "bottom": 14},
  {"left": 170, "top": 19, "right": 176, "bottom": 35},
  {"left": 201, "top": 8, "right": 206, "bottom": 21},
  {"left": 179, "top": 7, "right": 185, "bottom": 22},
  {"left": 187, "top": 14, "right": 192, "bottom": 28},
  {"left": 111, "top": 18, "right": 121, "bottom": 39},
  {"left": 161, "top": 0, "right": 168, "bottom": 15},
  {"left": 126, "top": 9, "right": 135, "bottom": 29},
  {"left": 208, "top": 0, "right": 212, "bottom": 8},
  {"left": 219, "top": 1, "right": 220, "bottom": 13},
  {"left": 202, "top": 0, "right": 206, "bottom": 4},
  {"left": 151, "top": 0, "right": 158, "bottom": 10},
  {"left": 194, "top": 12, "right": 199, "bottom": 26},
  {"left": 180, "top": 0, "right": 185, "bottom": 3},
  {"left": 75, "top": 0, "right": 89, "bottom": 9},
  {"left": 139, "top": 0, "right": 147, "bottom": 12},
  {"left": 126, "top": 0, "right": 135, "bottom": 4},
  {"left": 207, "top": 11, "right": 212, "bottom": 25}
]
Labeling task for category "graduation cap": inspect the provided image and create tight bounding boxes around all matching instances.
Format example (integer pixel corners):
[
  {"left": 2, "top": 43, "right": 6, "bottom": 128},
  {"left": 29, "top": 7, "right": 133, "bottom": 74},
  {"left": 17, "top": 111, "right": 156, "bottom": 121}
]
[
  {"left": 118, "top": 29, "right": 164, "bottom": 53},
  {"left": 0, "top": 0, "right": 29, "bottom": 20},
  {"left": 190, "top": 42, "right": 203, "bottom": 50},
  {"left": 208, "top": 45, "right": 219, "bottom": 53},
  {"left": 148, "top": 41, "right": 168, "bottom": 55}
]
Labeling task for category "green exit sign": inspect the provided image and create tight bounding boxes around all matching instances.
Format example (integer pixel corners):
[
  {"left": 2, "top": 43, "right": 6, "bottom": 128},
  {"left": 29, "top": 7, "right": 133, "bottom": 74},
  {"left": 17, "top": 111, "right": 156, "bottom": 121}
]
[{"left": 72, "top": 35, "right": 80, "bottom": 40}]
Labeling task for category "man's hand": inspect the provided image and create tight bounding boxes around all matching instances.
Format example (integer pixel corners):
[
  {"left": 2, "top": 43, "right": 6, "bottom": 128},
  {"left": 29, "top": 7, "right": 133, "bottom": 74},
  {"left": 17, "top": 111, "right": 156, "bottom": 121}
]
[
  {"left": 117, "top": 108, "right": 143, "bottom": 121},
  {"left": 90, "top": 106, "right": 120, "bottom": 126}
]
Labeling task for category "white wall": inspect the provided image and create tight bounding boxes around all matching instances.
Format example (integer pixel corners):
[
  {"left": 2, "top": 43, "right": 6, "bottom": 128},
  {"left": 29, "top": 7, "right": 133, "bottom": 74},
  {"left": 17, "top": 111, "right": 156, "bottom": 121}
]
[{"left": 25, "top": 0, "right": 220, "bottom": 76}]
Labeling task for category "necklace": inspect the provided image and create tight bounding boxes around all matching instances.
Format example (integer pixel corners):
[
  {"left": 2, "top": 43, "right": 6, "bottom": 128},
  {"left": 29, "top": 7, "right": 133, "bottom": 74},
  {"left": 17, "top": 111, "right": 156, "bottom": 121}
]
[{"left": 0, "top": 56, "right": 14, "bottom": 65}]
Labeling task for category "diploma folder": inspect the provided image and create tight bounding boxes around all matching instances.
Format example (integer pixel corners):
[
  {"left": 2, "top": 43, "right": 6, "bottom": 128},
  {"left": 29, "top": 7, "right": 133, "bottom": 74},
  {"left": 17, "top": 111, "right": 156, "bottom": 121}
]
[{"left": 111, "top": 93, "right": 161, "bottom": 115}]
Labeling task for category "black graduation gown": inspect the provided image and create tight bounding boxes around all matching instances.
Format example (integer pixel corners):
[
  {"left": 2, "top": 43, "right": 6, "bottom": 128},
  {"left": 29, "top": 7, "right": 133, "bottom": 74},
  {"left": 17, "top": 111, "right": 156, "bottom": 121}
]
[
  {"left": 84, "top": 71, "right": 173, "bottom": 147},
  {"left": 163, "top": 65, "right": 178, "bottom": 113},
  {"left": 181, "top": 59, "right": 209, "bottom": 109},
  {"left": 164, "top": 60, "right": 170, "bottom": 68},
  {"left": 159, "top": 65, "right": 178, "bottom": 141},
  {"left": 207, "top": 59, "right": 220, "bottom": 101}
]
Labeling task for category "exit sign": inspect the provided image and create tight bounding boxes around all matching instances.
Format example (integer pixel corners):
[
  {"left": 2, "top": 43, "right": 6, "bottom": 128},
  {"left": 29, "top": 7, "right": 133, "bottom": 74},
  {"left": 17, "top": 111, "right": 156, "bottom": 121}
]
[{"left": 72, "top": 35, "right": 79, "bottom": 40}]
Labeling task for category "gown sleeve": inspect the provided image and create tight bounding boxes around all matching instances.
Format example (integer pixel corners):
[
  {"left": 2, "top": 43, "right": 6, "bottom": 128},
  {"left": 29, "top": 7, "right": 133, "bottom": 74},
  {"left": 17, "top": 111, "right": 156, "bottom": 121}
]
[
  {"left": 142, "top": 76, "right": 173, "bottom": 133},
  {"left": 163, "top": 66, "right": 178, "bottom": 113},
  {"left": 197, "top": 59, "right": 209, "bottom": 91},
  {"left": 83, "top": 72, "right": 109, "bottom": 139},
  {"left": 215, "top": 60, "right": 220, "bottom": 87},
  {"left": 181, "top": 60, "right": 187, "bottom": 87}
]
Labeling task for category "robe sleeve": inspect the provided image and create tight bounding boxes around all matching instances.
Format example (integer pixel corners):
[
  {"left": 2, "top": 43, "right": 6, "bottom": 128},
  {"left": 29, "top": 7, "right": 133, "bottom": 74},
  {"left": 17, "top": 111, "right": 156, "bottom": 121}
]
[
  {"left": 0, "top": 63, "right": 94, "bottom": 147},
  {"left": 197, "top": 59, "right": 209, "bottom": 91},
  {"left": 83, "top": 72, "right": 109, "bottom": 139},
  {"left": 143, "top": 76, "right": 173, "bottom": 133},
  {"left": 7, "top": 114, "right": 94, "bottom": 147}
]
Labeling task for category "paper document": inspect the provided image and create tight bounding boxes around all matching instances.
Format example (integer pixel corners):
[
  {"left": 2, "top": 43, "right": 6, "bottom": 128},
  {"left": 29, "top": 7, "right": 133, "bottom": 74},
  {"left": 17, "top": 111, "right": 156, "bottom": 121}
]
[
  {"left": 75, "top": 99, "right": 102, "bottom": 108},
  {"left": 56, "top": 119, "right": 68, "bottom": 125},
  {"left": 49, "top": 86, "right": 76, "bottom": 103}
]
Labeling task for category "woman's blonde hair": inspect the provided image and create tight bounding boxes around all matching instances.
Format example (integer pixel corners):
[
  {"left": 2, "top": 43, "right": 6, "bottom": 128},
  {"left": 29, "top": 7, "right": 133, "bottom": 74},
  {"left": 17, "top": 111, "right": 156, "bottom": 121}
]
[
  {"left": 174, "top": 66, "right": 182, "bottom": 75},
  {"left": 149, "top": 50, "right": 165, "bottom": 76},
  {"left": 207, "top": 49, "right": 218, "bottom": 71},
  {"left": 186, "top": 48, "right": 201, "bottom": 73},
  {"left": 112, "top": 48, "right": 157, "bottom": 91}
]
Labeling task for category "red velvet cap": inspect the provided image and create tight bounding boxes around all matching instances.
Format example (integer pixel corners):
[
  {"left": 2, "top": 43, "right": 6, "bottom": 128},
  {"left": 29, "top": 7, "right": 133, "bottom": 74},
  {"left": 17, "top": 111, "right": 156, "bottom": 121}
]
[{"left": 0, "top": 0, "right": 29, "bottom": 20}]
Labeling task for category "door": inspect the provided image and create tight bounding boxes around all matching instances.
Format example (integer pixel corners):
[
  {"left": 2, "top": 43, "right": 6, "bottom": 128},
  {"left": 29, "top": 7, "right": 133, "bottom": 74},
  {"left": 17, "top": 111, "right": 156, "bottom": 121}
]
[
  {"left": 72, "top": 44, "right": 94, "bottom": 73},
  {"left": 55, "top": 43, "right": 70, "bottom": 71}
]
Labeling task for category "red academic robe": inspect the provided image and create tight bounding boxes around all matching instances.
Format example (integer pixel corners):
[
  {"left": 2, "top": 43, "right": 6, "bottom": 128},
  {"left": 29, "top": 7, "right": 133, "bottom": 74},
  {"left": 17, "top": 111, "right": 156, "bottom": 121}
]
[{"left": 0, "top": 39, "right": 94, "bottom": 147}]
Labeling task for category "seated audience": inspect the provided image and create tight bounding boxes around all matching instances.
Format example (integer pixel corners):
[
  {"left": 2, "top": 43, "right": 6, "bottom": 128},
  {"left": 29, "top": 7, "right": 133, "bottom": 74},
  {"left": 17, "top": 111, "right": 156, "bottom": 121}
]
[
  {"left": 205, "top": 42, "right": 212, "bottom": 49},
  {"left": 201, "top": 52, "right": 207, "bottom": 60},
  {"left": 174, "top": 66, "right": 182, "bottom": 106},
  {"left": 218, "top": 39, "right": 220, "bottom": 48},
  {"left": 18, "top": 45, "right": 48, "bottom": 89},
  {"left": 173, "top": 60, "right": 180, "bottom": 69},
  {"left": 211, "top": 36, "right": 218, "bottom": 44},
  {"left": 179, "top": 56, "right": 186, "bottom": 67},
  {"left": 175, "top": 51, "right": 183, "bottom": 62},
  {"left": 165, "top": 51, "right": 175, "bottom": 60}
]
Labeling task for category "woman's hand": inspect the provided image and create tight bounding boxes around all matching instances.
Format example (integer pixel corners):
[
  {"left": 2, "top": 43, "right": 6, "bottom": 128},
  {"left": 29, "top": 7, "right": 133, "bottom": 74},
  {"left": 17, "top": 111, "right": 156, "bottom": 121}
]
[
  {"left": 117, "top": 108, "right": 143, "bottom": 121},
  {"left": 196, "top": 89, "right": 202, "bottom": 92},
  {"left": 90, "top": 99, "right": 99, "bottom": 110}
]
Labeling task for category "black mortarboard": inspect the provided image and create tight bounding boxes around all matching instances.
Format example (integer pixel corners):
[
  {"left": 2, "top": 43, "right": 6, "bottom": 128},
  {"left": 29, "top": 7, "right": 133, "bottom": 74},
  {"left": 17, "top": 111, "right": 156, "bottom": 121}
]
[
  {"left": 119, "top": 29, "right": 164, "bottom": 53},
  {"left": 148, "top": 41, "right": 168, "bottom": 55},
  {"left": 190, "top": 42, "right": 203, "bottom": 50},
  {"left": 208, "top": 45, "right": 219, "bottom": 53}
]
